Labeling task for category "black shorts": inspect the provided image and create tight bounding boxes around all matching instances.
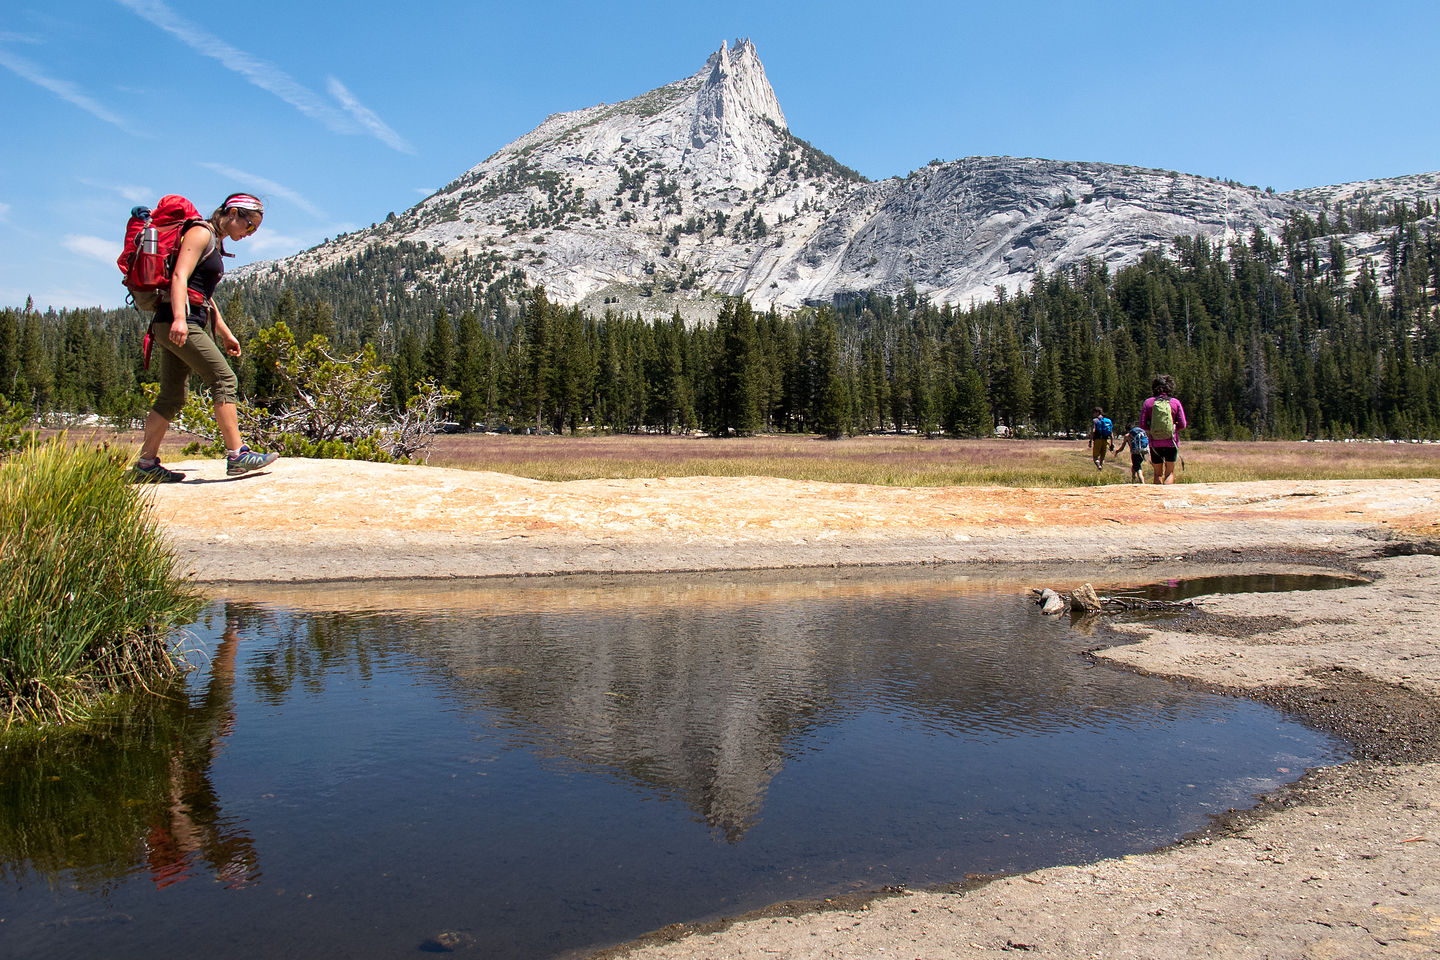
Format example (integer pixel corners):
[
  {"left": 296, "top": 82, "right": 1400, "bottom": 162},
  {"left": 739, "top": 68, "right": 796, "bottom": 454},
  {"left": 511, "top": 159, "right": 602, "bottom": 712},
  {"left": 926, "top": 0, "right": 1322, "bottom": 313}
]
[
  {"left": 1131, "top": 454, "right": 1145, "bottom": 470},
  {"left": 1150, "top": 446, "right": 1178, "bottom": 464}
]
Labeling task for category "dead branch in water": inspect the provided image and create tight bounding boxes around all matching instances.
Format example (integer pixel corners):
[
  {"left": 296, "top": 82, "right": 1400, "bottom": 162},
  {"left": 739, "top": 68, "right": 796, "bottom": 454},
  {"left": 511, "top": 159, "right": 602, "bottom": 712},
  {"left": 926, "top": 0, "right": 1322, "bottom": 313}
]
[
  {"left": 1033, "top": 584, "right": 1198, "bottom": 613},
  {"left": 1085, "top": 595, "right": 1197, "bottom": 611}
]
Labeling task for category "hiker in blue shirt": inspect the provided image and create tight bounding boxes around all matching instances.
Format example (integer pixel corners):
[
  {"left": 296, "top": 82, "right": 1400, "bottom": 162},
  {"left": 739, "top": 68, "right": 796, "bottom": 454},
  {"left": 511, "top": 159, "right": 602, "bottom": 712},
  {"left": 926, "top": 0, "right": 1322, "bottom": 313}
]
[{"left": 1089, "top": 407, "right": 1113, "bottom": 470}]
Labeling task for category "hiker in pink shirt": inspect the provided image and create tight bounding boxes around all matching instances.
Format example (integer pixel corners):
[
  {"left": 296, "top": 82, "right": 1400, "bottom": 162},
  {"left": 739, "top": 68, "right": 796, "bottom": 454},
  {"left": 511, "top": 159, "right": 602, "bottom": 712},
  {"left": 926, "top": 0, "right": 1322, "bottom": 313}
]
[{"left": 1140, "top": 374, "right": 1188, "bottom": 485}]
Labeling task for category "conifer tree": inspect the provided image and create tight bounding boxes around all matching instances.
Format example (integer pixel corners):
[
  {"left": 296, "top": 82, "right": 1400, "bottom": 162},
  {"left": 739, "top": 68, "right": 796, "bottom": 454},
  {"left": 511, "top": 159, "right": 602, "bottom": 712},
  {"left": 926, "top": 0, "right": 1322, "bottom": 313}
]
[
  {"left": 954, "top": 369, "right": 992, "bottom": 436},
  {"left": 53, "top": 311, "right": 93, "bottom": 412},
  {"left": 549, "top": 306, "right": 595, "bottom": 433},
  {"left": 517, "top": 287, "right": 553, "bottom": 431},
  {"left": 989, "top": 320, "right": 1031, "bottom": 433},
  {"left": 709, "top": 298, "right": 760, "bottom": 435},
  {"left": 453, "top": 310, "right": 493, "bottom": 429},
  {"left": 649, "top": 313, "right": 693, "bottom": 433},
  {"left": 0, "top": 308, "right": 19, "bottom": 399},
  {"left": 1030, "top": 347, "right": 1065, "bottom": 436},
  {"left": 424, "top": 310, "right": 456, "bottom": 389},
  {"left": 389, "top": 330, "right": 425, "bottom": 410},
  {"left": 19, "top": 316, "right": 50, "bottom": 409},
  {"left": 810, "top": 309, "right": 850, "bottom": 438}
]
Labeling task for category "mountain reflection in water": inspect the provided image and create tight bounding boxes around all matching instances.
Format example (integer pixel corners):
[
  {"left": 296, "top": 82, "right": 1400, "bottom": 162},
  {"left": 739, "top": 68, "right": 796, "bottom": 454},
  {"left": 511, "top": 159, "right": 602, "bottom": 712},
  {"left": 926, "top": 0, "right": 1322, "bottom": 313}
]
[{"left": 0, "top": 574, "right": 1346, "bottom": 960}]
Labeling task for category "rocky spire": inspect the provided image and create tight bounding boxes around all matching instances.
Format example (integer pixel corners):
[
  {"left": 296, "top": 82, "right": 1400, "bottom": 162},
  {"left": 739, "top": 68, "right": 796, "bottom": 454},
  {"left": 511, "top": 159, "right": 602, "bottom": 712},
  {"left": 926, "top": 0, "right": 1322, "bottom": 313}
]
[{"left": 690, "top": 38, "right": 787, "bottom": 152}]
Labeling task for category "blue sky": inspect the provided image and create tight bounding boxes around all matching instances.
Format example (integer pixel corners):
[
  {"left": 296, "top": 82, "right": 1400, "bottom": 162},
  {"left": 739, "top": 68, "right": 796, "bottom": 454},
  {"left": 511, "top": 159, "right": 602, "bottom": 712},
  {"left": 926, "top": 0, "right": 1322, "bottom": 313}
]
[{"left": 3, "top": 0, "right": 1437, "bottom": 311}]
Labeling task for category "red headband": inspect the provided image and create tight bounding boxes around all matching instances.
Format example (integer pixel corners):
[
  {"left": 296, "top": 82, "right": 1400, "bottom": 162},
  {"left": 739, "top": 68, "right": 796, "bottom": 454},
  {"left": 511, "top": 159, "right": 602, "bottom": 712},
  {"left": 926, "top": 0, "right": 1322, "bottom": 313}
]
[{"left": 227, "top": 194, "right": 263, "bottom": 212}]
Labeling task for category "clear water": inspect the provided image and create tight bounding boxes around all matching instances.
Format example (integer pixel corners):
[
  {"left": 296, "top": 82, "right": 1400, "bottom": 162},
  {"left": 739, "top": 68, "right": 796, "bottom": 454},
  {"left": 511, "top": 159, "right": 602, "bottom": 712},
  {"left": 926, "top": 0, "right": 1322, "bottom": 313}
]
[
  {"left": 0, "top": 574, "right": 1347, "bottom": 959},
  {"left": 1124, "top": 572, "right": 1366, "bottom": 603}
]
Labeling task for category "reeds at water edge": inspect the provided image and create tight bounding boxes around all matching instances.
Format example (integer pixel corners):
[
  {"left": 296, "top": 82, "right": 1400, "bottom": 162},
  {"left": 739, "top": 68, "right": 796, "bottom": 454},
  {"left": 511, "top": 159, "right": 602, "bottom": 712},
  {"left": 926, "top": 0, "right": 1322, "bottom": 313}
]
[{"left": 0, "top": 441, "right": 203, "bottom": 728}]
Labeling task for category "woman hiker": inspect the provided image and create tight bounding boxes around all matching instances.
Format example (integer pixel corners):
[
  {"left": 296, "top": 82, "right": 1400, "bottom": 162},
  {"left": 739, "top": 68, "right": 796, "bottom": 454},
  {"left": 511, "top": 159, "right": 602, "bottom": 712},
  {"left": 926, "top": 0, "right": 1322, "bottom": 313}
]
[
  {"left": 132, "top": 193, "right": 279, "bottom": 482},
  {"left": 1141, "top": 374, "right": 1188, "bottom": 485}
]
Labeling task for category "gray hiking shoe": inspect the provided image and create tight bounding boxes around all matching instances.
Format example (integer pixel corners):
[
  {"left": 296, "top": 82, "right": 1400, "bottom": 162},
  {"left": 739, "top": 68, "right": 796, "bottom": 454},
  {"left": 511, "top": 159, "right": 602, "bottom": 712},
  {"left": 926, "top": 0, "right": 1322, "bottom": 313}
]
[
  {"left": 226, "top": 446, "right": 279, "bottom": 477},
  {"left": 131, "top": 459, "right": 185, "bottom": 483}
]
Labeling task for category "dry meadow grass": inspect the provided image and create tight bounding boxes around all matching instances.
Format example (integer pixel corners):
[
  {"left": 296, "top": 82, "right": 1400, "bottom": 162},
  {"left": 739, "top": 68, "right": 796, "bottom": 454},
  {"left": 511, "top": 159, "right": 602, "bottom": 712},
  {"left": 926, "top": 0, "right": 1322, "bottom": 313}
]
[{"left": 424, "top": 433, "right": 1440, "bottom": 487}]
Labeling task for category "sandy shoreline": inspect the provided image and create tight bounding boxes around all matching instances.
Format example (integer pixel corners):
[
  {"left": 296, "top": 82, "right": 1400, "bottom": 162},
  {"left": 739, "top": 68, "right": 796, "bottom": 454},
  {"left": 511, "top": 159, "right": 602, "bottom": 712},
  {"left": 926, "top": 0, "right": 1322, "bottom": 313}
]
[{"left": 146, "top": 458, "right": 1440, "bottom": 959}]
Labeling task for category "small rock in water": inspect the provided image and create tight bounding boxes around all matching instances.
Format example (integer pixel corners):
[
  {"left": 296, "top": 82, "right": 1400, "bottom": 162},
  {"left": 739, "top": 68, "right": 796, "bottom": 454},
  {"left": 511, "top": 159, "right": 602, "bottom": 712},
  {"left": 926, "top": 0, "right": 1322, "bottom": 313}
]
[
  {"left": 1072, "top": 583, "right": 1103, "bottom": 612},
  {"left": 1041, "top": 593, "right": 1066, "bottom": 615},
  {"left": 419, "top": 931, "right": 476, "bottom": 952}
]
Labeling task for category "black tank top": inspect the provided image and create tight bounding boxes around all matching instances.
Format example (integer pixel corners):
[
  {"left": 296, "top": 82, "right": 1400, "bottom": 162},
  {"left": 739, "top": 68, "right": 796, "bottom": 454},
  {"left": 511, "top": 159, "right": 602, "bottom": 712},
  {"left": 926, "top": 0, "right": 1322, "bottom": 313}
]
[
  {"left": 152, "top": 224, "right": 223, "bottom": 324},
  {"left": 185, "top": 225, "right": 224, "bottom": 307}
]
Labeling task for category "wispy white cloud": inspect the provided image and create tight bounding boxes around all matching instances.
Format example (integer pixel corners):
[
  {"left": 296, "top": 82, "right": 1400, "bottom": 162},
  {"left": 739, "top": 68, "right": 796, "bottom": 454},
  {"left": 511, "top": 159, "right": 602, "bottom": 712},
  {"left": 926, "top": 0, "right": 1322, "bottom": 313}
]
[
  {"left": 116, "top": 0, "right": 348, "bottom": 130},
  {"left": 0, "top": 48, "right": 133, "bottom": 132},
  {"left": 63, "top": 234, "right": 116, "bottom": 263},
  {"left": 0, "top": 205, "right": 41, "bottom": 240},
  {"left": 80, "top": 179, "right": 154, "bottom": 205},
  {"left": 197, "top": 162, "right": 329, "bottom": 220},
  {"left": 117, "top": 0, "right": 413, "bottom": 154},
  {"left": 327, "top": 77, "right": 416, "bottom": 155}
]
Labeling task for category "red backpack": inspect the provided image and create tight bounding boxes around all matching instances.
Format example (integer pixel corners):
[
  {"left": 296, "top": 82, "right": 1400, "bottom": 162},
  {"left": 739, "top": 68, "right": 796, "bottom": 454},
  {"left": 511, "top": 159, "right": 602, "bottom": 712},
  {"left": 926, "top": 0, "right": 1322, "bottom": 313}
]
[{"left": 117, "top": 195, "right": 215, "bottom": 313}]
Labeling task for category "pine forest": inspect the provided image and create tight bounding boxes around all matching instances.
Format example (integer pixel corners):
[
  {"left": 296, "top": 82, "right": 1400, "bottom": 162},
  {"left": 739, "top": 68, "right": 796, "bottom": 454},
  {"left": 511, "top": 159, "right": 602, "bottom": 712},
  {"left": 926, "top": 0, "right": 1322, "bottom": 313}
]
[{"left": 4, "top": 205, "right": 1438, "bottom": 444}]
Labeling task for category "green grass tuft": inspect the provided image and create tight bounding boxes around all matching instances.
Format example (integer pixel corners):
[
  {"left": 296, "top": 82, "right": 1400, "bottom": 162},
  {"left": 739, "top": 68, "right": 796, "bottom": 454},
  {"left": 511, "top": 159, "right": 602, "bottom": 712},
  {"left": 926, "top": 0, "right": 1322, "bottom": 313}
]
[{"left": 0, "top": 441, "right": 204, "bottom": 728}]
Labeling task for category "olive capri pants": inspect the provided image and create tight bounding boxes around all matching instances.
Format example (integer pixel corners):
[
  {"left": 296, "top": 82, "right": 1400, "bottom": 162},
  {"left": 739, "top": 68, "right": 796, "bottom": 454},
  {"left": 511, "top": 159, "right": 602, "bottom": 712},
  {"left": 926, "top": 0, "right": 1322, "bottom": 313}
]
[{"left": 149, "top": 319, "right": 239, "bottom": 420}]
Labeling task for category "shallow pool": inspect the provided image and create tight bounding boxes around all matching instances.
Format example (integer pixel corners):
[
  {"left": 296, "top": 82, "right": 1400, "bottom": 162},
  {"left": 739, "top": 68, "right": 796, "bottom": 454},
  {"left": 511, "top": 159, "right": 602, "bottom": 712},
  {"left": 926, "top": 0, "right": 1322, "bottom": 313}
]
[{"left": 0, "top": 573, "right": 1347, "bottom": 959}]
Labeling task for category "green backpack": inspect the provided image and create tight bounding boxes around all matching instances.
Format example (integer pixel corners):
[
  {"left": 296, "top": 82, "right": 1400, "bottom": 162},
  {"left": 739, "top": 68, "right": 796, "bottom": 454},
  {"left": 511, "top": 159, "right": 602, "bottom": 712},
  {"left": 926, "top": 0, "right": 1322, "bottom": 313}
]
[{"left": 1150, "top": 396, "right": 1176, "bottom": 441}]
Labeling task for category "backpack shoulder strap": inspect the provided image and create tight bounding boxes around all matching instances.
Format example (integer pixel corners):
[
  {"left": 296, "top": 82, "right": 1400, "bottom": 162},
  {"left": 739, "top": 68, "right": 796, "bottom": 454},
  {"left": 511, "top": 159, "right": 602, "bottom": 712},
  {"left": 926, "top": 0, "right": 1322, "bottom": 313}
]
[
  {"left": 182, "top": 218, "right": 225, "bottom": 259},
  {"left": 179, "top": 218, "right": 230, "bottom": 260},
  {"left": 159, "top": 222, "right": 222, "bottom": 307}
]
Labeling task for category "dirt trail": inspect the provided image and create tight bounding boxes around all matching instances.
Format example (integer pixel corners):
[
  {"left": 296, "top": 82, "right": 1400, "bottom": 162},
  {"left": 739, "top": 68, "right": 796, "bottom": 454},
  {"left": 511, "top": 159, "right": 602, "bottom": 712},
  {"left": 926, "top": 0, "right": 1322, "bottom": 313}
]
[{"left": 146, "top": 459, "right": 1440, "bottom": 959}]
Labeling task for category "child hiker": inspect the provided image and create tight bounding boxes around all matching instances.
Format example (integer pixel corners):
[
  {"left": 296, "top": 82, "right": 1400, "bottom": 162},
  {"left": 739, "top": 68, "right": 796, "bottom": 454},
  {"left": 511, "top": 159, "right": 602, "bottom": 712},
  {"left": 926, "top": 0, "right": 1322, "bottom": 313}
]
[{"left": 1111, "top": 422, "right": 1149, "bottom": 482}]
